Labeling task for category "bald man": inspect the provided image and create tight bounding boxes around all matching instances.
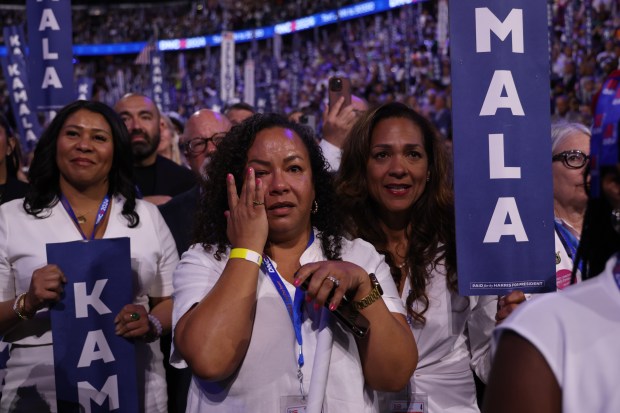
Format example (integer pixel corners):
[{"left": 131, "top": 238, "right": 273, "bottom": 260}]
[
  {"left": 159, "top": 109, "right": 231, "bottom": 254},
  {"left": 114, "top": 93, "right": 195, "bottom": 205},
  {"left": 158, "top": 109, "right": 231, "bottom": 413}
]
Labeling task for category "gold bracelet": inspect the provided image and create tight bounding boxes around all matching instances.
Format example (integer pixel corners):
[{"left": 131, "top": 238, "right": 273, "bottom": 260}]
[{"left": 13, "top": 292, "right": 31, "bottom": 320}]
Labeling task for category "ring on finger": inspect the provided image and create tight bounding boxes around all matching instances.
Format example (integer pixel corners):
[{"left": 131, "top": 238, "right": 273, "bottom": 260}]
[
  {"left": 252, "top": 200, "right": 265, "bottom": 207},
  {"left": 326, "top": 275, "right": 340, "bottom": 288},
  {"left": 130, "top": 312, "right": 140, "bottom": 321}
]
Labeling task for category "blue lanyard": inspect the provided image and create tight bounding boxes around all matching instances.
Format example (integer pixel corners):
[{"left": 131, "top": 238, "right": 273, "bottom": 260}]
[
  {"left": 554, "top": 220, "right": 582, "bottom": 276},
  {"left": 60, "top": 194, "right": 111, "bottom": 240},
  {"left": 260, "top": 231, "right": 314, "bottom": 394},
  {"left": 613, "top": 254, "right": 620, "bottom": 292}
]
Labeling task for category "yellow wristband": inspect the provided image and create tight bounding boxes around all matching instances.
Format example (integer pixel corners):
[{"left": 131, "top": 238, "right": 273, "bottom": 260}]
[{"left": 230, "top": 248, "right": 263, "bottom": 267}]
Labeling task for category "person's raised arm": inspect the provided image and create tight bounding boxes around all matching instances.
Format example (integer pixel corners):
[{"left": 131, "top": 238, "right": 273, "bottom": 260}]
[{"left": 173, "top": 168, "right": 268, "bottom": 381}]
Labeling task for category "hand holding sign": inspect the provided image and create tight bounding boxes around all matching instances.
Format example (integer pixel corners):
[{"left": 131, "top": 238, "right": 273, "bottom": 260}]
[
  {"left": 25, "top": 264, "right": 67, "bottom": 314},
  {"left": 495, "top": 290, "right": 527, "bottom": 325},
  {"left": 114, "top": 304, "right": 149, "bottom": 338}
]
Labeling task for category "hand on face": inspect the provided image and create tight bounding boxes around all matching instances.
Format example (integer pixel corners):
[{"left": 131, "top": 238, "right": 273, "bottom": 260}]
[{"left": 225, "top": 167, "right": 269, "bottom": 253}]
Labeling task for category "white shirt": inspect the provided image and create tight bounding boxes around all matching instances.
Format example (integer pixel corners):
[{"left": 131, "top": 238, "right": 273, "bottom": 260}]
[
  {"left": 380, "top": 261, "right": 496, "bottom": 413},
  {"left": 494, "top": 255, "right": 620, "bottom": 413},
  {"left": 318, "top": 139, "right": 342, "bottom": 172},
  {"left": 0, "top": 196, "right": 177, "bottom": 345},
  {"left": 171, "top": 231, "right": 406, "bottom": 413}
]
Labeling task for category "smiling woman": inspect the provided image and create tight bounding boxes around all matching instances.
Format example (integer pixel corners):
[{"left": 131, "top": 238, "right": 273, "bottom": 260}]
[
  {"left": 336, "top": 102, "right": 497, "bottom": 412},
  {"left": 0, "top": 100, "right": 178, "bottom": 412}
]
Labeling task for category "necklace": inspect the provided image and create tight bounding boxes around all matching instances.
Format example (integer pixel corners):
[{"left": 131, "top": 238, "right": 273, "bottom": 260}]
[
  {"left": 77, "top": 215, "right": 87, "bottom": 225},
  {"left": 396, "top": 261, "right": 407, "bottom": 269}
]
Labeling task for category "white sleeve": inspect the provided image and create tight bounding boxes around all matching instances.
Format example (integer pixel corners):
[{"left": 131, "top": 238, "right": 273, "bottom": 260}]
[
  {"left": 144, "top": 201, "right": 179, "bottom": 298},
  {"left": 466, "top": 294, "right": 497, "bottom": 383},
  {"left": 0, "top": 205, "right": 15, "bottom": 301},
  {"left": 170, "top": 246, "right": 224, "bottom": 367},
  {"left": 319, "top": 139, "right": 342, "bottom": 172}
]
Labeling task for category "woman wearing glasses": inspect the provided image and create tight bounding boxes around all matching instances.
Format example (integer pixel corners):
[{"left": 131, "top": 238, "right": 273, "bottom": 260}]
[{"left": 496, "top": 121, "right": 590, "bottom": 322}]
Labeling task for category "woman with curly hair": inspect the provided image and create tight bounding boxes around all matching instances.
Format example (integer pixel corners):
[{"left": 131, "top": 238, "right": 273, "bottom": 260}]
[
  {"left": 0, "top": 100, "right": 177, "bottom": 412},
  {"left": 171, "top": 113, "right": 416, "bottom": 412},
  {"left": 336, "top": 102, "right": 496, "bottom": 412}
]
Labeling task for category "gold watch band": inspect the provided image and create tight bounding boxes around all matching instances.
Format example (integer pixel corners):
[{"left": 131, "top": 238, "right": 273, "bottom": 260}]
[{"left": 353, "top": 285, "right": 382, "bottom": 310}]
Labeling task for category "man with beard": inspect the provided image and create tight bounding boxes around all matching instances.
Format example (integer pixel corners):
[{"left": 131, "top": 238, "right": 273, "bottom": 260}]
[
  {"left": 114, "top": 94, "right": 195, "bottom": 205},
  {"left": 158, "top": 109, "right": 231, "bottom": 413}
]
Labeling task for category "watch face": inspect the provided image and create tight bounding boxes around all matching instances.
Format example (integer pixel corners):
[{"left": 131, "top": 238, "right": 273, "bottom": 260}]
[{"left": 369, "top": 273, "right": 383, "bottom": 295}]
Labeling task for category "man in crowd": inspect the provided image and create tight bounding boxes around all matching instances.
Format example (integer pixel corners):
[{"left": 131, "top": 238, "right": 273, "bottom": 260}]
[
  {"left": 159, "top": 109, "right": 232, "bottom": 254},
  {"left": 114, "top": 93, "right": 195, "bottom": 205},
  {"left": 158, "top": 108, "right": 231, "bottom": 413},
  {"left": 223, "top": 102, "right": 256, "bottom": 126}
]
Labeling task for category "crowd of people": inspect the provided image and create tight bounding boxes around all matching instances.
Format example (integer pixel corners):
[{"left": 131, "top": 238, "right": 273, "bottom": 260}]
[
  {"left": 0, "top": 1, "right": 618, "bottom": 413},
  {"left": 1, "top": 1, "right": 618, "bottom": 139}
]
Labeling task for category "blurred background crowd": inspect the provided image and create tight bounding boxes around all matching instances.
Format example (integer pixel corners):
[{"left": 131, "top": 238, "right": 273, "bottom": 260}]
[{"left": 0, "top": 0, "right": 618, "bottom": 144}]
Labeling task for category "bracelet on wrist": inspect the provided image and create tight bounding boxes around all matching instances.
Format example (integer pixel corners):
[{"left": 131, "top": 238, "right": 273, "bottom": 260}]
[
  {"left": 145, "top": 314, "right": 163, "bottom": 342},
  {"left": 13, "top": 292, "right": 32, "bottom": 320},
  {"left": 229, "top": 248, "right": 263, "bottom": 267}
]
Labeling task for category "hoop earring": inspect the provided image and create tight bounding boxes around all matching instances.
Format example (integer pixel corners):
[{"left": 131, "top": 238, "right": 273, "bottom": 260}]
[{"left": 311, "top": 200, "right": 319, "bottom": 214}]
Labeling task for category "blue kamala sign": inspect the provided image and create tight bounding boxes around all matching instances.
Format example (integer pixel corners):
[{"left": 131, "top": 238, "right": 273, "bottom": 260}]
[{"left": 450, "top": 0, "right": 556, "bottom": 295}]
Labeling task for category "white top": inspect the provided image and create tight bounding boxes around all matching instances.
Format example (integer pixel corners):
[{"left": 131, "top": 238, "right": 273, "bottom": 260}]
[
  {"left": 0, "top": 197, "right": 178, "bottom": 345},
  {"left": 494, "top": 255, "right": 620, "bottom": 413},
  {"left": 318, "top": 139, "right": 342, "bottom": 172},
  {"left": 171, "top": 231, "right": 406, "bottom": 413},
  {"left": 380, "top": 261, "right": 496, "bottom": 413}
]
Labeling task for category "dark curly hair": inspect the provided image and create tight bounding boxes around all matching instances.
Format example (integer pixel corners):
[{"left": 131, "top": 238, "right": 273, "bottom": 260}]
[
  {"left": 0, "top": 112, "right": 21, "bottom": 179},
  {"left": 336, "top": 102, "right": 456, "bottom": 325},
  {"left": 25, "top": 100, "right": 139, "bottom": 227},
  {"left": 194, "top": 113, "right": 344, "bottom": 260}
]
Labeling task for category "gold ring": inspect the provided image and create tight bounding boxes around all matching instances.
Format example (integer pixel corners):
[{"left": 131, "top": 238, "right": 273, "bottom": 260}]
[
  {"left": 130, "top": 312, "right": 140, "bottom": 321},
  {"left": 252, "top": 200, "right": 265, "bottom": 206}
]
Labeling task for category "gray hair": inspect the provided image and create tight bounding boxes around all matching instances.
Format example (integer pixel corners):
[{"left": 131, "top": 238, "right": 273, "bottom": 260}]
[{"left": 551, "top": 121, "right": 591, "bottom": 154}]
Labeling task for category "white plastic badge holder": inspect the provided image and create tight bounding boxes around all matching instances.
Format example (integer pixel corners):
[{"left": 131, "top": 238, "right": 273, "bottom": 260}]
[
  {"left": 390, "top": 392, "right": 428, "bottom": 413},
  {"left": 281, "top": 395, "right": 307, "bottom": 413}
]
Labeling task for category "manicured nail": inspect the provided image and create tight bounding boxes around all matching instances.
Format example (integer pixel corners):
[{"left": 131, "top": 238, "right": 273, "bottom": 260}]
[
  {"left": 314, "top": 302, "right": 320, "bottom": 311},
  {"left": 306, "top": 294, "right": 312, "bottom": 303},
  {"left": 329, "top": 303, "right": 337, "bottom": 311},
  {"left": 293, "top": 278, "right": 301, "bottom": 287},
  {"left": 247, "top": 167, "right": 253, "bottom": 176}
]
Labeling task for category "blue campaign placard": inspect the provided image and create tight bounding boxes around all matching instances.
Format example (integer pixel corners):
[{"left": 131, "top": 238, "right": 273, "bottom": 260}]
[
  {"left": 26, "top": 0, "right": 74, "bottom": 111},
  {"left": 47, "top": 238, "right": 139, "bottom": 413},
  {"left": 449, "top": 0, "right": 556, "bottom": 295},
  {"left": 1, "top": 25, "right": 44, "bottom": 153}
]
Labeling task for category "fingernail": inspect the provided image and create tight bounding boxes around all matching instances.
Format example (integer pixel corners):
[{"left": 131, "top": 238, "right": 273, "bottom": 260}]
[
  {"left": 314, "top": 302, "right": 320, "bottom": 311},
  {"left": 227, "top": 173, "right": 233, "bottom": 182},
  {"left": 329, "top": 303, "right": 337, "bottom": 311},
  {"left": 247, "top": 167, "right": 253, "bottom": 176},
  {"left": 306, "top": 294, "right": 312, "bottom": 302},
  {"left": 293, "top": 278, "right": 301, "bottom": 287}
]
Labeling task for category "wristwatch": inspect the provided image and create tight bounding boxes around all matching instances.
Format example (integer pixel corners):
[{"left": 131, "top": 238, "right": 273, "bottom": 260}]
[{"left": 353, "top": 273, "right": 383, "bottom": 310}]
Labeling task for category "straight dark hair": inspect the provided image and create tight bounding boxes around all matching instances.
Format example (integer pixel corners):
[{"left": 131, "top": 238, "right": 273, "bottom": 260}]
[{"left": 25, "top": 100, "right": 139, "bottom": 227}]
